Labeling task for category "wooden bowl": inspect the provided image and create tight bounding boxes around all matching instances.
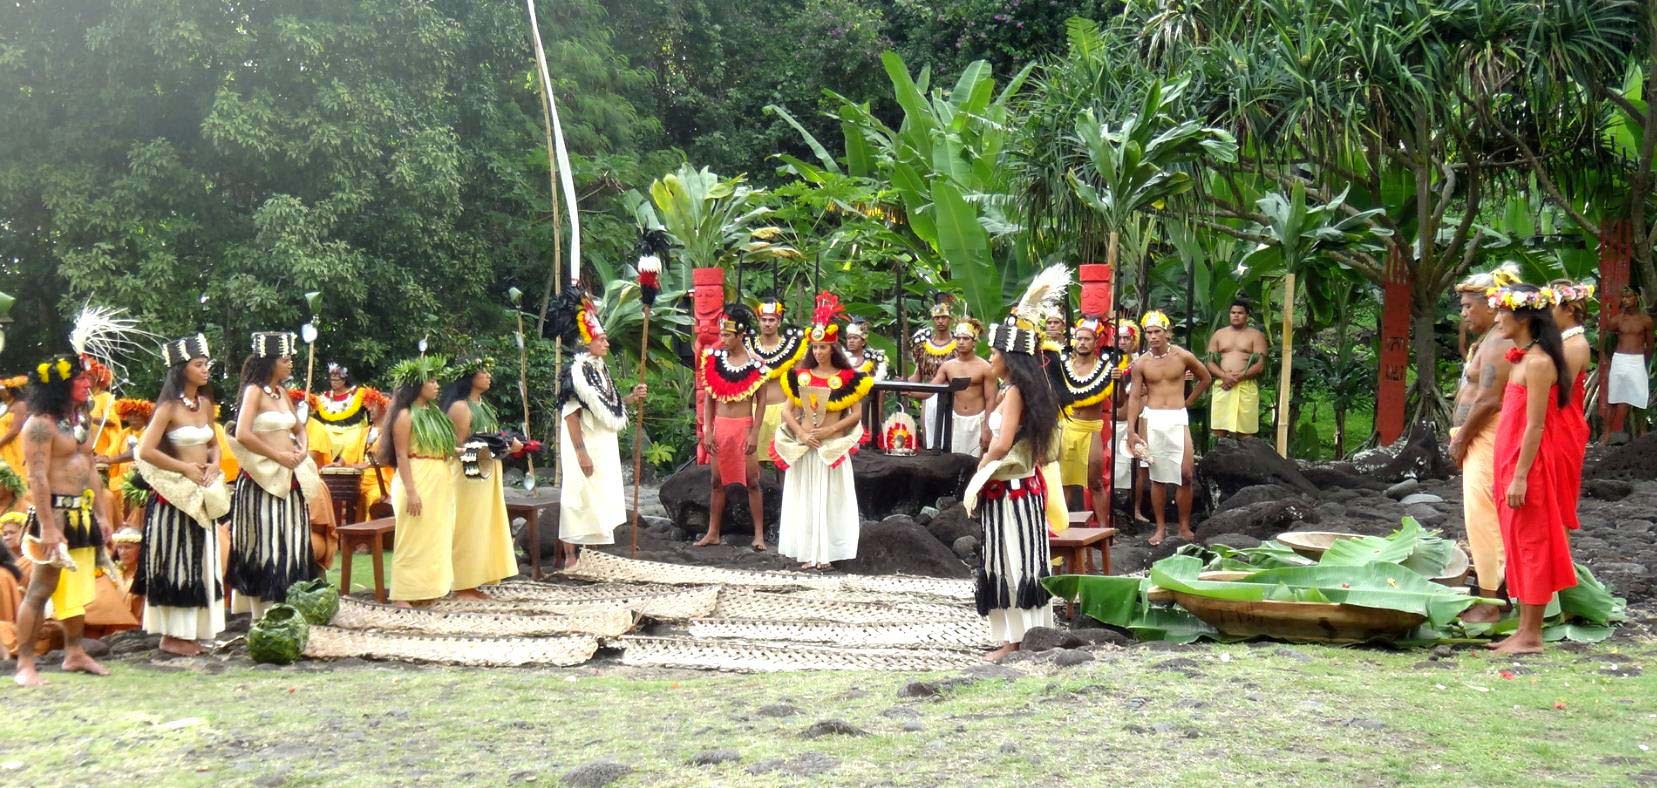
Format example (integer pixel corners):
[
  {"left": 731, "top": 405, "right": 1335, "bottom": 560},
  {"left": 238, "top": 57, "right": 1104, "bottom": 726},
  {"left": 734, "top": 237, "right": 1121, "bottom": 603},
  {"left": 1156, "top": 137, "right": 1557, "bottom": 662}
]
[
  {"left": 1275, "top": 531, "right": 1360, "bottom": 560},
  {"left": 1432, "top": 546, "right": 1470, "bottom": 587}
]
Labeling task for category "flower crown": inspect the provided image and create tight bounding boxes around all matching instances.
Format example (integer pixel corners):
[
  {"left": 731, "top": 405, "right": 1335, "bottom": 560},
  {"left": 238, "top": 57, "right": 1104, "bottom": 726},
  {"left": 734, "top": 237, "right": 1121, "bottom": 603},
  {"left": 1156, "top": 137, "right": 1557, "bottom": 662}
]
[
  {"left": 1488, "top": 286, "right": 1559, "bottom": 311},
  {"left": 35, "top": 356, "right": 78, "bottom": 384},
  {"left": 113, "top": 398, "right": 155, "bottom": 422},
  {"left": 1553, "top": 281, "right": 1595, "bottom": 304},
  {"left": 387, "top": 355, "right": 453, "bottom": 390}
]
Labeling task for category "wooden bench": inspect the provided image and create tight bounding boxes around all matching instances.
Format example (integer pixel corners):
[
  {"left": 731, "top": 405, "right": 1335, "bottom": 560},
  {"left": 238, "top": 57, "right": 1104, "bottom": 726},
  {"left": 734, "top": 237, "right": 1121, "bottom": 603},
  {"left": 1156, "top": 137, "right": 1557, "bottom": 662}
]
[{"left": 337, "top": 517, "right": 395, "bottom": 603}]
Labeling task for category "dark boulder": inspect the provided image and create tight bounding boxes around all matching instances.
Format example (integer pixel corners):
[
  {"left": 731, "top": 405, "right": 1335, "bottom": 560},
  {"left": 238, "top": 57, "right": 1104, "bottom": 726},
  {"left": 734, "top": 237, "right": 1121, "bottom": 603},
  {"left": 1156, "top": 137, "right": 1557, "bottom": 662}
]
[
  {"left": 1587, "top": 433, "right": 1657, "bottom": 482},
  {"left": 1584, "top": 479, "right": 1633, "bottom": 501},
  {"left": 1198, "top": 436, "right": 1318, "bottom": 500},
  {"left": 658, "top": 464, "right": 783, "bottom": 536},
  {"left": 1353, "top": 422, "right": 1454, "bottom": 482},
  {"left": 1194, "top": 499, "right": 1318, "bottom": 542},
  {"left": 836, "top": 516, "right": 970, "bottom": 578},
  {"left": 1203, "top": 532, "right": 1262, "bottom": 549},
  {"left": 850, "top": 452, "right": 978, "bottom": 519},
  {"left": 1300, "top": 466, "right": 1389, "bottom": 492},
  {"left": 1218, "top": 484, "right": 1308, "bottom": 513},
  {"left": 924, "top": 503, "right": 981, "bottom": 547}
]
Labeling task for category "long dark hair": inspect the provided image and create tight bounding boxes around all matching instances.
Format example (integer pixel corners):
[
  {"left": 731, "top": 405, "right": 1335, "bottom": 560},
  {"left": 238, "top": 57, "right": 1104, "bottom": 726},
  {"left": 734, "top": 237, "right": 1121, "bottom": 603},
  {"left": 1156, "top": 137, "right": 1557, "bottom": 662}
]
[
  {"left": 797, "top": 340, "right": 854, "bottom": 371},
  {"left": 438, "top": 371, "right": 485, "bottom": 414},
  {"left": 24, "top": 368, "right": 77, "bottom": 421},
  {"left": 1506, "top": 285, "right": 1570, "bottom": 408},
  {"left": 1000, "top": 350, "right": 1061, "bottom": 461},
  {"left": 238, "top": 354, "right": 282, "bottom": 397},
  {"left": 157, "top": 361, "right": 216, "bottom": 408},
  {"left": 375, "top": 383, "right": 424, "bottom": 468}
]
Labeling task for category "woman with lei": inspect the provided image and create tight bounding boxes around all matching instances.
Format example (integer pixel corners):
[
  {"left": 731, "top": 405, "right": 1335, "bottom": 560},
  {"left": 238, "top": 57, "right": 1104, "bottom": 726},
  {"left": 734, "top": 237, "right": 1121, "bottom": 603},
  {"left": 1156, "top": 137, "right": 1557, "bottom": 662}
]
[
  {"left": 227, "top": 332, "right": 319, "bottom": 618},
  {"left": 771, "top": 293, "right": 873, "bottom": 570},
  {"left": 378, "top": 355, "right": 459, "bottom": 606},
  {"left": 441, "top": 357, "right": 520, "bottom": 598},
  {"left": 134, "top": 334, "right": 229, "bottom": 655},
  {"left": 555, "top": 290, "right": 647, "bottom": 566},
  {"left": 1488, "top": 283, "right": 1580, "bottom": 654},
  {"left": 964, "top": 265, "right": 1070, "bottom": 661}
]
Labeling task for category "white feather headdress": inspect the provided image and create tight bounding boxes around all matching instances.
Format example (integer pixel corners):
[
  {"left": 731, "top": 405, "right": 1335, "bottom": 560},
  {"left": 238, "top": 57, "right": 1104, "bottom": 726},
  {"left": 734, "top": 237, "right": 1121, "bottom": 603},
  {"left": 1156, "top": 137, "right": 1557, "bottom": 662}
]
[
  {"left": 68, "top": 304, "right": 161, "bottom": 383},
  {"left": 988, "top": 264, "right": 1072, "bottom": 355}
]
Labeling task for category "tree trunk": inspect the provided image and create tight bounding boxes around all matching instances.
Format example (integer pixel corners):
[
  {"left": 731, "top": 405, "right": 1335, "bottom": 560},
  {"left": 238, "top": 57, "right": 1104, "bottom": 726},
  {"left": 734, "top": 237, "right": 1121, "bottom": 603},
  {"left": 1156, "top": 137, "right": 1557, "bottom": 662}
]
[{"left": 1408, "top": 306, "right": 1448, "bottom": 427}]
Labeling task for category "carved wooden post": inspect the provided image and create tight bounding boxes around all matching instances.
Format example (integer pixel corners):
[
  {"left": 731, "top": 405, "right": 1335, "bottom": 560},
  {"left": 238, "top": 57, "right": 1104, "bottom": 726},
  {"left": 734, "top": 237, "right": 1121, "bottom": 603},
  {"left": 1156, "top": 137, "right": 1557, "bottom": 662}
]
[
  {"left": 691, "top": 266, "right": 726, "bottom": 465},
  {"left": 1080, "top": 263, "right": 1115, "bottom": 521},
  {"left": 1376, "top": 247, "right": 1411, "bottom": 446},
  {"left": 1597, "top": 220, "right": 1632, "bottom": 426}
]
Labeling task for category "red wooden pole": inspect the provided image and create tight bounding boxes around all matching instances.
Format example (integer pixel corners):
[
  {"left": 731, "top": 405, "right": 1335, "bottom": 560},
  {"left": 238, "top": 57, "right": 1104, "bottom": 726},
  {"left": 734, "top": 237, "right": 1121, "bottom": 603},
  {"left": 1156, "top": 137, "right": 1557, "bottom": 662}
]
[
  {"left": 691, "top": 267, "right": 726, "bottom": 465},
  {"left": 1376, "top": 247, "right": 1411, "bottom": 446},
  {"left": 1597, "top": 220, "right": 1632, "bottom": 427}
]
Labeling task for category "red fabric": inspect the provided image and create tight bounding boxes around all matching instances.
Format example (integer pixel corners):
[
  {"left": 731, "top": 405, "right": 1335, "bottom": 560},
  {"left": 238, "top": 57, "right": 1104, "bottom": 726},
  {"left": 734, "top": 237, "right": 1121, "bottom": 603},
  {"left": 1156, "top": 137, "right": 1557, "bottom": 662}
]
[
  {"left": 712, "top": 416, "right": 751, "bottom": 485},
  {"left": 1493, "top": 382, "right": 1579, "bottom": 605},
  {"left": 1560, "top": 372, "right": 1590, "bottom": 516}
]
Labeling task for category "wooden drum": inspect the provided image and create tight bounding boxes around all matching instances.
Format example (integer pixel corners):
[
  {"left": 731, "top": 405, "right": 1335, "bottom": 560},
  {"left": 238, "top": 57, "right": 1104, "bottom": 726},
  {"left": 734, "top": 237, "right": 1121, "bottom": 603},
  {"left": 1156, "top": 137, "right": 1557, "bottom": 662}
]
[{"left": 320, "top": 466, "right": 364, "bottom": 525}]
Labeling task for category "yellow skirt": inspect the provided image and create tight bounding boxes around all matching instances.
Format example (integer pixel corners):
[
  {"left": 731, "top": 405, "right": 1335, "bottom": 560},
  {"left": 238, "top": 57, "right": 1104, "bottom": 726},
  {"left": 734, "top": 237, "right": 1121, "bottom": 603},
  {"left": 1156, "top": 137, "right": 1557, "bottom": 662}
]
[
  {"left": 1057, "top": 417, "right": 1103, "bottom": 488},
  {"left": 0, "top": 412, "right": 26, "bottom": 479},
  {"left": 452, "top": 458, "right": 518, "bottom": 589},
  {"left": 390, "top": 458, "right": 457, "bottom": 601},
  {"left": 753, "top": 401, "right": 785, "bottom": 461},
  {"left": 51, "top": 547, "right": 99, "bottom": 621},
  {"left": 1210, "top": 379, "right": 1260, "bottom": 434}
]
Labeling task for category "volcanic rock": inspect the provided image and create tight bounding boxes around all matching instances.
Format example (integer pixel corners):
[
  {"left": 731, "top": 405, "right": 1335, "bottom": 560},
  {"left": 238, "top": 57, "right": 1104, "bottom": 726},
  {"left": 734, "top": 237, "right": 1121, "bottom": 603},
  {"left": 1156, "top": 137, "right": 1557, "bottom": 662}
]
[
  {"left": 1194, "top": 499, "right": 1318, "bottom": 542},
  {"left": 1198, "top": 436, "right": 1318, "bottom": 499},
  {"left": 836, "top": 516, "right": 969, "bottom": 578},
  {"left": 850, "top": 451, "right": 977, "bottom": 519},
  {"left": 658, "top": 464, "right": 783, "bottom": 536}
]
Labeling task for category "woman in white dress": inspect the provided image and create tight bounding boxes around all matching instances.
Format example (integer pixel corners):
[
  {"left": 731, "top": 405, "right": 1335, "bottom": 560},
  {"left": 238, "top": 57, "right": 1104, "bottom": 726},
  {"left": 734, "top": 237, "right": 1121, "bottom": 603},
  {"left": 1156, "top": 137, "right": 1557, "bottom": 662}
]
[{"left": 773, "top": 293, "right": 873, "bottom": 569}]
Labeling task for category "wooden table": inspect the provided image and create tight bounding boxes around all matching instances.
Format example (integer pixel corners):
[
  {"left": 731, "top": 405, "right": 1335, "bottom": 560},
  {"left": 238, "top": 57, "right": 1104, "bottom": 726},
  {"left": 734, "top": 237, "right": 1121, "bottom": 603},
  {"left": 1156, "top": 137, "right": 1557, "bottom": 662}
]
[
  {"left": 505, "top": 495, "right": 559, "bottom": 580},
  {"left": 1052, "top": 517, "right": 1117, "bottom": 575},
  {"left": 337, "top": 517, "right": 395, "bottom": 602}
]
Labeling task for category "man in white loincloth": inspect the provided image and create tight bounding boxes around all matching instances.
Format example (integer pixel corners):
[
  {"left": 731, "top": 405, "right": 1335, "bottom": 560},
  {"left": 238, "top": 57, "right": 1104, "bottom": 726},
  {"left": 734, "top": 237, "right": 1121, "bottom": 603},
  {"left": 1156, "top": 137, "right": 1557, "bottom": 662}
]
[
  {"left": 922, "top": 319, "right": 996, "bottom": 457},
  {"left": 1125, "top": 310, "right": 1212, "bottom": 546},
  {"left": 1603, "top": 286, "right": 1653, "bottom": 443}
]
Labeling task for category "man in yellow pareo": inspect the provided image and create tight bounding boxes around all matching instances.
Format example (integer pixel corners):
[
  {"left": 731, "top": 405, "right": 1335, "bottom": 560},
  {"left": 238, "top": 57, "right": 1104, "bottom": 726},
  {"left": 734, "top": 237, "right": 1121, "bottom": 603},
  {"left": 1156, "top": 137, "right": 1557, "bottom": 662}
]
[
  {"left": 1204, "top": 300, "right": 1268, "bottom": 438},
  {"left": 1056, "top": 315, "right": 1123, "bottom": 528},
  {"left": 745, "top": 292, "right": 807, "bottom": 463}
]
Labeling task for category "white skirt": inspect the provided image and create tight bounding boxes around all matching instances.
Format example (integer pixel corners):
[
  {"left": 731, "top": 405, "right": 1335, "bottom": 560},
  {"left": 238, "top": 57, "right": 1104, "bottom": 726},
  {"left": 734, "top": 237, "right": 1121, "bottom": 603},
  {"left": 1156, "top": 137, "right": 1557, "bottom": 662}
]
[
  {"left": 1142, "top": 408, "right": 1189, "bottom": 485},
  {"left": 1608, "top": 352, "right": 1650, "bottom": 408},
  {"left": 778, "top": 448, "right": 860, "bottom": 565},
  {"left": 558, "top": 402, "right": 626, "bottom": 545},
  {"left": 950, "top": 409, "right": 986, "bottom": 457}
]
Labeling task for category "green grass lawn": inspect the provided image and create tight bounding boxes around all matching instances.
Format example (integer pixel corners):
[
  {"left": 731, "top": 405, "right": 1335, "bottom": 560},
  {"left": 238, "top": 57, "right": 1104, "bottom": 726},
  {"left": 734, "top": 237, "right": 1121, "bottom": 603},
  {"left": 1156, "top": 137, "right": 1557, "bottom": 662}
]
[
  {"left": 325, "top": 549, "right": 397, "bottom": 597},
  {"left": 4, "top": 637, "right": 1650, "bottom": 785}
]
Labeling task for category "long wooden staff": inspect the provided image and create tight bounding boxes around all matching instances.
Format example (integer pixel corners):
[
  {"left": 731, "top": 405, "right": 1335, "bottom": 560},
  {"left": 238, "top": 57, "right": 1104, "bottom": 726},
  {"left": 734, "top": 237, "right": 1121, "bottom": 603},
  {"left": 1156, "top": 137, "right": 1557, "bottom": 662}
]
[
  {"left": 509, "top": 287, "right": 536, "bottom": 486},
  {"left": 629, "top": 256, "right": 662, "bottom": 558}
]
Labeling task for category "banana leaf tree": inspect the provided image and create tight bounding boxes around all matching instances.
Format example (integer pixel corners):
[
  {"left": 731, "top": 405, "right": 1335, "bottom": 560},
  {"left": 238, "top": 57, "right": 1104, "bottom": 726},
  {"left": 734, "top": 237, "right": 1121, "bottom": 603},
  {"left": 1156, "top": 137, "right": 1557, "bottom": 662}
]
[{"left": 642, "top": 164, "right": 798, "bottom": 290}]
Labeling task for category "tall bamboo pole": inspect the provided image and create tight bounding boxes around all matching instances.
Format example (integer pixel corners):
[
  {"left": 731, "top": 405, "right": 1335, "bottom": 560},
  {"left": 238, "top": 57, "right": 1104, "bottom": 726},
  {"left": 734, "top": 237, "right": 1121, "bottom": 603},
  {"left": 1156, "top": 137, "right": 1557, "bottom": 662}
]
[{"left": 1276, "top": 274, "right": 1296, "bottom": 457}]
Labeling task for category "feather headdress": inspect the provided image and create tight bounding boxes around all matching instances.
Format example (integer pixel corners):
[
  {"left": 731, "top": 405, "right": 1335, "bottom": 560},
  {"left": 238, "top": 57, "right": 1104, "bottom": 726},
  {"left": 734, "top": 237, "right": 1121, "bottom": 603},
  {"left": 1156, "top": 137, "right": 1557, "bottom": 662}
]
[
  {"left": 808, "top": 291, "right": 847, "bottom": 343},
  {"left": 988, "top": 264, "right": 1071, "bottom": 355},
  {"left": 67, "top": 305, "right": 160, "bottom": 383},
  {"left": 387, "top": 355, "right": 453, "bottom": 390}
]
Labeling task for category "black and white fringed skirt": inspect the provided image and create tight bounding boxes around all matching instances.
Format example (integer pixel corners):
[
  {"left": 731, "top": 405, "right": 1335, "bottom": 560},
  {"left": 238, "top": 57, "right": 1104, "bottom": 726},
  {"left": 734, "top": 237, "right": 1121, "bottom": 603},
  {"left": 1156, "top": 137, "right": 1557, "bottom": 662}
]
[
  {"left": 227, "top": 474, "right": 313, "bottom": 618},
  {"left": 135, "top": 497, "right": 226, "bottom": 640},
  {"left": 974, "top": 471, "right": 1056, "bottom": 644}
]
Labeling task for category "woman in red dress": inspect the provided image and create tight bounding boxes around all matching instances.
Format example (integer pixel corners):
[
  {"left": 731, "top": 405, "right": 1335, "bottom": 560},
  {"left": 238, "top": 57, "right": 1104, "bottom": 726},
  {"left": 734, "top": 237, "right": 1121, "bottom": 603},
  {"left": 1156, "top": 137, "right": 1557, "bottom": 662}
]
[
  {"left": 1549, "top": 279, "right": 1594, "bottom": 510},
  {"left": 1489, "top": 283, "right": 1580, "bottom": 654}
]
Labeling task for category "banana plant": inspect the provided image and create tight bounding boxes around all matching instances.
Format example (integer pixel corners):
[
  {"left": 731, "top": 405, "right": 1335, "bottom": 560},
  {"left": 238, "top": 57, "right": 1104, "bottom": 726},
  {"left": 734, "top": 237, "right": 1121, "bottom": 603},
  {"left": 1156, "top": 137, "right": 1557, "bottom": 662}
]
[
  {"left": 642, "top": 164, "right": 798, "bottom": 288},
  {"left": 1068, "top": 77, "right": 1238, "bottom": 303}
]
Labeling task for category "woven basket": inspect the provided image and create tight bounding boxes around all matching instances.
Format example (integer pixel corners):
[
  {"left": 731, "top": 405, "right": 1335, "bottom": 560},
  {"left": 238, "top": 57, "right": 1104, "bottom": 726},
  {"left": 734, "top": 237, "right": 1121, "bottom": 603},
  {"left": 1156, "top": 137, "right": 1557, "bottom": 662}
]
[
  {"left": 1170, "top": 593, "right": 1426, "bottom": 643},
  {"left": 304, "top": 626, "right": 599, "bottom": 667},
  {"left": 618, "top": 635, "right": 980, "bottom": 673},
  {"left": 332, "top": 597, "right": 636, "bottom": 639}
]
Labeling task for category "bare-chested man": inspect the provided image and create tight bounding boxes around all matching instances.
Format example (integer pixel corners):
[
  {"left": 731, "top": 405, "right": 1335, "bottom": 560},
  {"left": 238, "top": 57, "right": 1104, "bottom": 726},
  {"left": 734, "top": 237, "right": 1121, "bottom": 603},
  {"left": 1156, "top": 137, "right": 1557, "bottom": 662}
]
[
  {"left": 1603, "top": 286, "right": 1653, "bottom": 443},
  {"left": 744, "top": 292, "right": 806, "bottom": 465},
  {"left": 1205, "top": 300, "right": 1268, "bottom": 439},
  {"left": 701, "top": 304, "right": 770, "bottom": 551},
  {"left": 1448, "top": 268, "right": 1517, "bottom": 622},
  {"left": 1044, "top": 313, "right": 1068, "bottom": 347},
  {"left": 922, "top": 319, "right": 996, "bottom": 457},
  {"left": 1057, "top": 316, "right": 1120, "bottom": 527},
  {"left": 1125, "top": 311, "right": 1212, "bottom": 545},
  {"left": 14, "top": 355, "right": 112, "bottom": 686},
  {"left": 909, "top": 294, "right": 957, "bottom": 449}
]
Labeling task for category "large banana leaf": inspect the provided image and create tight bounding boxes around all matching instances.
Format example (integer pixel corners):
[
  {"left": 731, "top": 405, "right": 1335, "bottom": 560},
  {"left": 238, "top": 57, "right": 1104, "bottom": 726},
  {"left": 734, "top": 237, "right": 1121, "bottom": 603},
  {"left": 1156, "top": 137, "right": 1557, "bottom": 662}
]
[
  {"left": 1042, "top": 574, "right": 1217, "bottom": 644},
  {"left": 1150, "top": 554, "right": 1485, "bottom": 627},
  {"left": 932, "top": 179, "right": 999, "bottom": 317}
]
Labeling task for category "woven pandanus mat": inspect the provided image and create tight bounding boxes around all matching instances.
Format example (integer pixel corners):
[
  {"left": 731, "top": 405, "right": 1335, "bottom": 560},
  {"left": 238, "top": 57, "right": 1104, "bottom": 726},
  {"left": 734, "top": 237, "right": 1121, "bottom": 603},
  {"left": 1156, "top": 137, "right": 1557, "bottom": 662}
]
[
  {"left": 561, "top": 550, "right": 838, "bottom": 590},
  {"left": 482, "top": 580, "right": 681, "bottom": 602},
  {"left": 839, "top": 573, "right": 974, "bottom": 601},
  {"left": 715, "top": 589, "right": 981, "bottom": 626},
  {"left": 304, "top": 626, "right": 599, "bottom": 667},
  {"left": 687, "top": 617, "right": 991, "bottom": 649},
  {"left": 331, "top": 597, "right": 636, "bottom": 639},
  {"left": 618, "top": 636, "right": 980, "bottom": 673},
  {"left": 429, "top": 585, "right": 719, "bottom": 621}
]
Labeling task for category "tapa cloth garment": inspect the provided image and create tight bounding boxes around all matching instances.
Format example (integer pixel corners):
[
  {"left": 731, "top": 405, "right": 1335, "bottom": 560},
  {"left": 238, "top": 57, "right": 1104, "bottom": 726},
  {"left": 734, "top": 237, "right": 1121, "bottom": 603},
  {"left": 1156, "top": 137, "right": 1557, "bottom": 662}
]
[
  {"left": 227, "top": 409, "right": 323, "bottom": 503},
  {"left": 1113, "top": 420, "right": 1135, "bottom": 490},
  {"left": 969, "top": 412, "right": 1054, "bottom": 644},
  {"left": 1141, "top": 407, "right": 1189, "bottom": 485},
  {"left": 1494, "top": 382, "right": 1580, "bottom": 605},
  {"left": 390, "top": 457, "right": 457, "bottom": 601},
  {"left": 1607, "top": 352, "right": 1650, "bottom": 408},
  {"left": 950, "top": 409, "right": 987, "bottom": 457},
  {"left": 228, "top": 473, "right": 312, "bottom": 619},
  {"left": 136, "top": 497, "right": 224, "bottom": 641},
  {"left": 754, "top": 401, "right": 785, "bottom": 462},
  {"left": 134, "top": 456, "right": 231, "bottom": 528},
  {"left": 711, "top": 415, "right": 753, "bottom": 486},
  {"left": 558, "top": 399, "right": 625, "bottom": 546},
  {"left": 1058, "top": 416, "right": 1103, "bottom": 488},
  {"left": 1209, "top": 379, "right": 1260, "bottom": 434},
  {"left": 1455, "top": 421, "right": 1504, "bottom": 593},
  {"left": 775, "top": 423, "right": 863, "bottom": 565},
  {"left": 452, "top": 457, "right": 518, "bottom": 589}
]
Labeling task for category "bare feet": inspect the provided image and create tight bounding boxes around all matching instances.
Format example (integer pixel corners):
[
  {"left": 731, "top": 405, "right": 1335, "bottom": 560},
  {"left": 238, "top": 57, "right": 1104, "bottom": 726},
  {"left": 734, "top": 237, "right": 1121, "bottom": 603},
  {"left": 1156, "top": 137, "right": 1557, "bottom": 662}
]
[
  {"left": 1489, "top": 635, "right": 1544, "bottom": 655},
  {"left": 1178, "top": 526, "right": 1196, "bottom": 542},
  {"left": 751, "top": 541, "right": 767, "bottom": 552},
  {"left": 1460, "top": 604, "right": 1503, "bottom": 624},
  {"left": 1147, "top": 528, "right": 1166, "bottom": 547},
  {"left": 61, "top": 652, "right": 110, "bottom": 676},
  {"left": 453, "top": 589, "right": 489, "bottom": 601},
  {"left": 692, "top": 532, "right": 720, "bottom": 547},
  {"left": 983, "top": 642, "right": 1019, "bottom": 663},
  {"left": 13, "top": 661, "right": 45, "bottom": 687},
  {"left": 159, "top": 636, "right": 203, "bottom": 657},
  {"left": 393, "top": 601, "right": 413, "bottom": 609}
]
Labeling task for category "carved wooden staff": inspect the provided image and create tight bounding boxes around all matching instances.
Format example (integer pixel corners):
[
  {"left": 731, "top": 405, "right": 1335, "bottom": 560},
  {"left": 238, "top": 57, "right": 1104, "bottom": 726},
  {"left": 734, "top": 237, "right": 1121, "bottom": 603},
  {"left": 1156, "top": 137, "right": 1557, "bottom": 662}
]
[
  {"left": 509, "top": 287, "right": 536, "bottom": 489},
  {"left": 629, "top": 256, "right": 661, "bottom": 558}
]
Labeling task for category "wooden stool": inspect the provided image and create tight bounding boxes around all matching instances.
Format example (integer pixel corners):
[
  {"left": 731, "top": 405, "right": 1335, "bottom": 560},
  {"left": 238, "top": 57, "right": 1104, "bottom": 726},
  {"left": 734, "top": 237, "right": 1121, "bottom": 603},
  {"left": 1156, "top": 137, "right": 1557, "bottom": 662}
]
[
  {"left": 1051, "top": 524, "right": 1117, "bottom": 576},
  {"left": 337, "top": 517, "right": 395, "bottom": 602},
  {"left": 505, "top": 497, "right": 559, "bottom": 580}
]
